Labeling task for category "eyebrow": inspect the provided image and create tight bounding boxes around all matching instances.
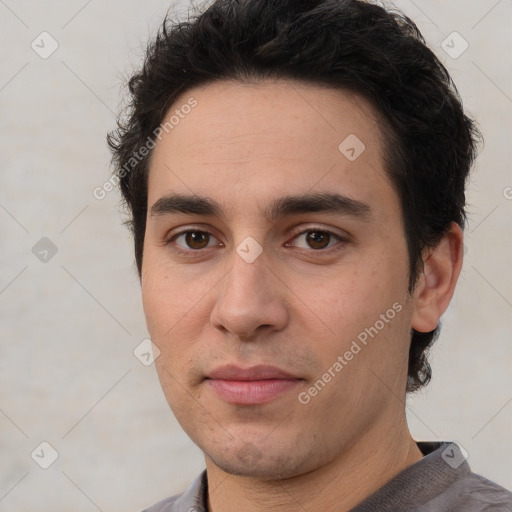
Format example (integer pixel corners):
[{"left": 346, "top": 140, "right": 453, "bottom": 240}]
[{"left": 149, "top": 192, "right": 372, "bottom": 221}]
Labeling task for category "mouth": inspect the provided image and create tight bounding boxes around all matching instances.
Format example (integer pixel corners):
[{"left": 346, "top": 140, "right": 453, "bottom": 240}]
[{"left": 205, "top": 364, "right": 303, "bottom": 405}]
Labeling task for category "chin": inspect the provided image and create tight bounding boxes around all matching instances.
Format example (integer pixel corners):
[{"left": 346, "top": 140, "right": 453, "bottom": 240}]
[
  {"left": 205, "top": 443, "right": 317, "bottom": 480},
  {"left": 211, "top": 458, "right": 301, "bottom": 480}
]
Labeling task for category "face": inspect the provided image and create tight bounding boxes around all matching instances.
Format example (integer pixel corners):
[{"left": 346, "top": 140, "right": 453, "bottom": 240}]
[{"left": 142, "top": 79, "right": 416, "bottom": 479}]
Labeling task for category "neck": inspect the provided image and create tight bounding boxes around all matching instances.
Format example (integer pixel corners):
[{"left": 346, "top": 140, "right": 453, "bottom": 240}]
[{"left": 205, "top": 422, "right": 423, "bottom": 512}]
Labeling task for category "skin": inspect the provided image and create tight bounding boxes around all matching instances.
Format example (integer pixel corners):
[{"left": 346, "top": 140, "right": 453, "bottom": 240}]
[{"left": 141, "top": 78, "right": 463, "bottom": 512}]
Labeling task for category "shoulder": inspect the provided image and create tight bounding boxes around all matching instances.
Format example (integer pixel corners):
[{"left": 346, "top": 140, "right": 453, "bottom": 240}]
[
  {"left": 140, "top": 493, "right": 181, "bottom": 512},
  {"left": 139, "top": 471, "right": 207, "bottom": 512},
  {"left": 419, "top": 471, "right": 512, "bottom": 511}
]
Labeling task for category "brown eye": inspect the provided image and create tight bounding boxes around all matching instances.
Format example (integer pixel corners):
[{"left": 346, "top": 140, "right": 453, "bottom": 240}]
[
  {"left": 305, "top": 231, "right": 331, "bottom": 249},
  {"left": 168, "top": 230, "right": 219, "bottom": 253},
  {"left": 183, "top": 231, "right": 211, "bottom": 249},
  {"left": 287, "top": 228, "right": 346, "bottom": 253}
]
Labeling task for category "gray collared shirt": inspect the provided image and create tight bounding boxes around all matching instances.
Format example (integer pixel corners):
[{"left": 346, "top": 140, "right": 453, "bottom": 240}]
[{"left": 141, "top": 441, "right": 512, "bottom": 511}]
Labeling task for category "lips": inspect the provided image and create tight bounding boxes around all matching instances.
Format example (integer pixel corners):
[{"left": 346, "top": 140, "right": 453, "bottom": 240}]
[
  {"left": 205, "top": 364, "right": 302, "bottom": 405},
  {"left": 207, "top": 364, "right": 298, "bottom": 381}
]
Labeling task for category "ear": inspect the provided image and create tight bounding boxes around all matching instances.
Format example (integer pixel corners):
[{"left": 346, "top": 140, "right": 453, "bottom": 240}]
[{"left": 411, "top": 222, "right": 464, "bottom": 333}]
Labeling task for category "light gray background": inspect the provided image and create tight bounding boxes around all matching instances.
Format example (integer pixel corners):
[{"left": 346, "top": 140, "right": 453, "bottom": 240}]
[{"left": 1, "top": 0, "right": 511, "bottom": 511}]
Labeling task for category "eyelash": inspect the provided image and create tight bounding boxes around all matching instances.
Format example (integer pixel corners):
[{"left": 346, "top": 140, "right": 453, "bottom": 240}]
[{"left": 165, "top": 226, "right": 348, "bottom": 258}]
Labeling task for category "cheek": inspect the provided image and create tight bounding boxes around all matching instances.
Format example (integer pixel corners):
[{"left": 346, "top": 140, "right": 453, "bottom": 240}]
[
  {"left": 302, "top": 263, "right": 399, "bottom": 329},
  {"left": 141, "top": 268, "right": 191, "bottom": 365},
  {"left": 142, "top": 267, "right": 200, "bottom": 407},
  {"left": 141, "top": 269, "right": 172, "bottom": 338},
  {"left": 296, "top": 256, "right": 410, "bottom": 366},
  {"left": 141, "top": 258, "right": 213, "bottom": 367},
  {"left": 141, "top": 249, "right": 193, "bottom": 330}
]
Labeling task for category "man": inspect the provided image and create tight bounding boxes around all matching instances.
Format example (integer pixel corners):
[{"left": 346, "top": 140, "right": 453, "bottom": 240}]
[{"left": 108, "top": 0, "right": 512, "bottom": 510}]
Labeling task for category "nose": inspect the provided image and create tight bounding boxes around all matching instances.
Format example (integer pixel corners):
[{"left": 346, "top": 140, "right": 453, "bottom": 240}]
[{"left": 209, "top": 245, "right": 289, "bottom": 341}]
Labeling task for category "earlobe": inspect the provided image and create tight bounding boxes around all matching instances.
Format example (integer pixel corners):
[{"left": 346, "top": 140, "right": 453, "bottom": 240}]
[{"left": 411, "top": 222, "right": 464, "bottom": 333}]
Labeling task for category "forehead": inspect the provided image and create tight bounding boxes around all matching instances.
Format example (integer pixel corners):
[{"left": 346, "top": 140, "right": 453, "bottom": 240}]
[{"left": 147, "top": 79, "right": 396, "bottom": 221}]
